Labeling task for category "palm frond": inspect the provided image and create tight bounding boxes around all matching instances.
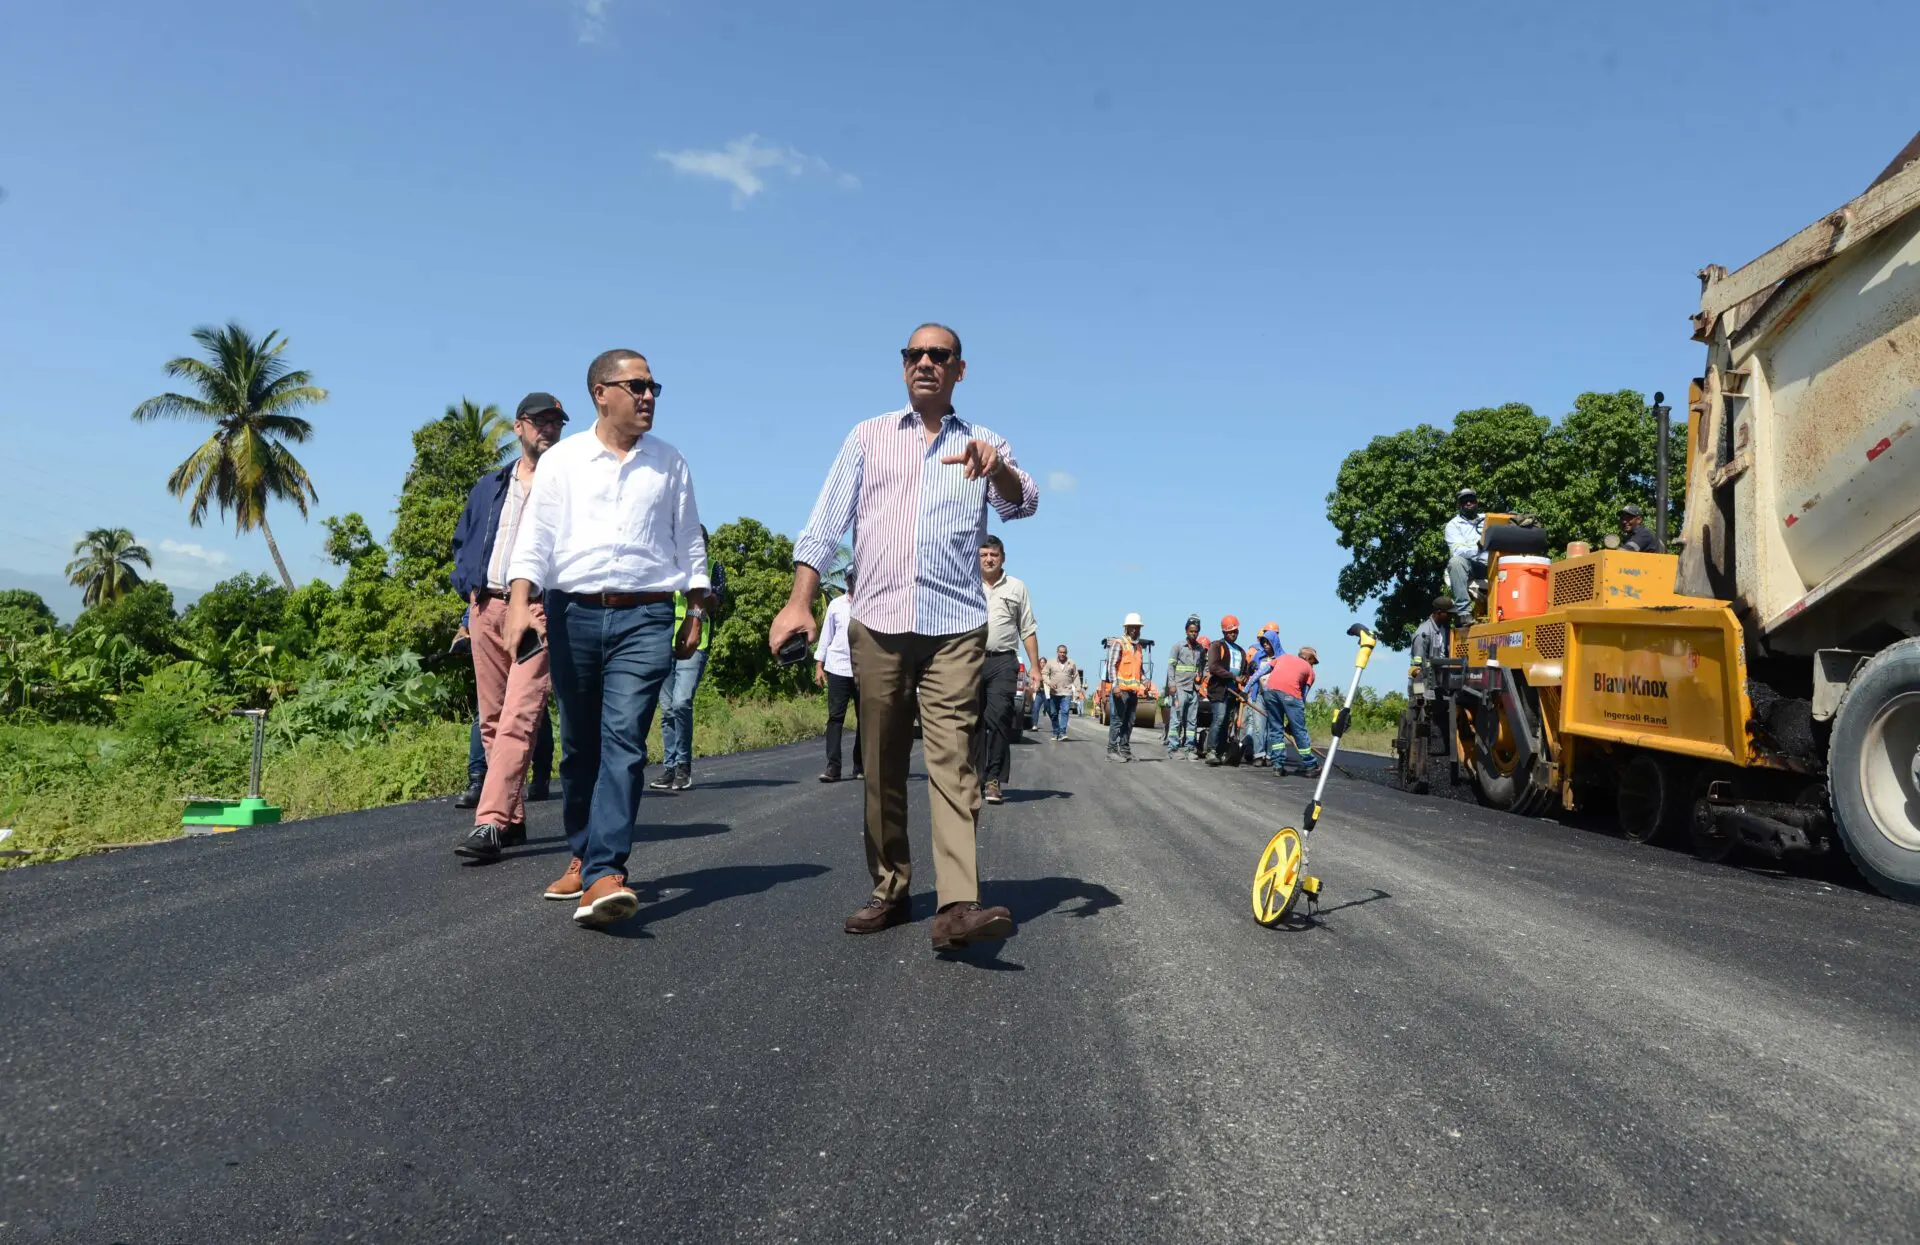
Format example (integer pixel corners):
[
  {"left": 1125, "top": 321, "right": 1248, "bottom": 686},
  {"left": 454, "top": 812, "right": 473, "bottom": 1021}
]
[{"left": 131, "top": 391, "right": 222, "bottom": 423}]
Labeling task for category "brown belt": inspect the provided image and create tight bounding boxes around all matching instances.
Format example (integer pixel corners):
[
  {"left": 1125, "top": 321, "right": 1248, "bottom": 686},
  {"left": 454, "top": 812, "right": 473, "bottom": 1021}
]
[
  {"left": 554, "top": 590, "right": 674, "bottom": 608},
  {"left": 474, "top": 587, "right": 512, "bottom": 602}
]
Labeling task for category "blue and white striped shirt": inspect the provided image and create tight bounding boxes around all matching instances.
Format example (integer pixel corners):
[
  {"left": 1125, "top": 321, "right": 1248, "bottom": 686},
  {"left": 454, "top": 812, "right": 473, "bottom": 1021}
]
[{"left": 793, "top": 409, "right": 1039, "bottom": 637}]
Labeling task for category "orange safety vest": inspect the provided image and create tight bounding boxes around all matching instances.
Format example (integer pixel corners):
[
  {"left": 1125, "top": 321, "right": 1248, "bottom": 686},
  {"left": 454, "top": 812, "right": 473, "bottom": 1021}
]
[{"left": 1112, "top": 640, "right": 1145, "bottom": 693}]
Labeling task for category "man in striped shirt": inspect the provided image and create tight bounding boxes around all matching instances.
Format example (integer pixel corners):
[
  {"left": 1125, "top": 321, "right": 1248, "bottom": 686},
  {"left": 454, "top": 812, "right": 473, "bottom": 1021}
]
[{"left": 771, "top": 323, "right": 1040, "bottom": 954}]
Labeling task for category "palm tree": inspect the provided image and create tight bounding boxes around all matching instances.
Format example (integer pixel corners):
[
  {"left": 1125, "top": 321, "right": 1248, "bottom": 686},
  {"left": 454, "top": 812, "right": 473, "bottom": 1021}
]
[
  {"left": 443, "top": 398, "right": 514, "bottom": 465},
  {"left": 820, "top": 543, "right": 854, "bottom": 601},
  {"left": 65, "top": 527, "right": 152, "bottom": 607},
  {"left": 131, "top": 323, "right": 327, "bottom": 591}
]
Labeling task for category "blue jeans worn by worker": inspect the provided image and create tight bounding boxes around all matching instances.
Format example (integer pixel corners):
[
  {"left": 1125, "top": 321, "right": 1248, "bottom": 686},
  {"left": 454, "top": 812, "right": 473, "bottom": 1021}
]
[
  {"left": 1264, "top": 687, "right": 1319, "bottom": 772},
  {"left": 1447, "top": 551, "right": 1487, "bottom": 625},
  {"left": 1245, "top": 691, "right": 1268, "bottom": 760},
  {"left": 1165, "top": 688, "right": 1198, "bottom": 753},
  {"left": 549, "top": 596, "right": 675, "bottom": 888},
  {"left": 1108, "top": 690, "right": 1138, "bottom": 754},
  {"left": 660, "top": 647, "right": 709, "bottom": 771},
  {"left": 1045, "top": 693, "right": 1070, "bottom": 738}
]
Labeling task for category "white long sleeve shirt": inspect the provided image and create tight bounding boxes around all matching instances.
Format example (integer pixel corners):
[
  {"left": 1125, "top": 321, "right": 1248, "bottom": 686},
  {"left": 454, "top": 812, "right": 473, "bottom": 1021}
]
[
  {"left": 505, "top": 427, "right": 710, "bottom": 595},
  {"left": 815, "top": 593, "right": 854, "bottom": 678},
  {"left": 1445, "top": 513, "right": 1485, "bottom": 560}
]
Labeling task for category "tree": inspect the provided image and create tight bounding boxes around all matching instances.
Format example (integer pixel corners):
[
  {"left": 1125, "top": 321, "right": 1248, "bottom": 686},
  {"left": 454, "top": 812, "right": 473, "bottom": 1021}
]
[
  {"left": 182, "top": 572, "right": 290, "bottom": 644},
  {"left": 818, "top": 543, "right": 854, "bottom": 601},
  {"left": 704, "top": 518, "right": 814, "bottom": 699},
  {"left": 441, "top": 398, "right": 513, "bottom": 467},
  {"left": 131, "top": 322, "right": 327, "bottom": 591},
  {"left": 64, "top": 527, "right": 152, "bottom": 607},
  {"left": 0, "top": 589, "right": 57, "bottom": 636},
  {"left": 1327, "top": 392, "right": 1686, "bottom": 647},
  {"left": 72, "top": 580, "right": 178, "bottom": 671},
  {"left": 389, "top": 407, "right": 508, "bottom": 600}
]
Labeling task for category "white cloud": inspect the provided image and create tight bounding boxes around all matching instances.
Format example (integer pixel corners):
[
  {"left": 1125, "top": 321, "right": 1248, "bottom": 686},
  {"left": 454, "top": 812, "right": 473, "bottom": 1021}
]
[
  {"left": 158, "top": 539, "right": 231, "bottom": 568},
  {"left": 1047, "top": 471, "right": 1078, "bottom": 494},
  {"left": 572, "top": 0, "right": 612, "bottom": 44},
  {"left": 656, "top": 134, "right": 859, "bottom": 208}
]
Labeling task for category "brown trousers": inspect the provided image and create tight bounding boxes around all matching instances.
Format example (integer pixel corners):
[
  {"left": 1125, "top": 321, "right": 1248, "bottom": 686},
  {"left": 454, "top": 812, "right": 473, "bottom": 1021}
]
[{"left": 849, "top": 621, "right": 986, "bottom": 909}]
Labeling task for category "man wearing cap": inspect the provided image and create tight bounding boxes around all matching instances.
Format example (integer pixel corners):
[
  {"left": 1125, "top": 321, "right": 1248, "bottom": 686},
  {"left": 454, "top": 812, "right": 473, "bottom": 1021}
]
[
  {"left": 450, "top": 392, "right": 570, "bottom": 863},
  {"left": 1163, "top": 615, "right": 1207, "bottom": 759},
  {"left": 503, "top": 351, "right": 711, "bottom": 927},
  {"left": 1409, "top": 595, "right": 1455, "bottom": 666},
  {"left": 1205, "top": 616, "right": 1246, "bottom": 766},
  {"left": 1104, "top": 615, "right": 1152, "bottom": 762},
  {"left": 1262, "top": 646, "right": 1321, "bottom": 776},
  {"left": 1444, "top": 487, "right": 1487, "bottom": 626},
  {"left": 1619, "top": 503, "right": 1660, "bottom": 552}
]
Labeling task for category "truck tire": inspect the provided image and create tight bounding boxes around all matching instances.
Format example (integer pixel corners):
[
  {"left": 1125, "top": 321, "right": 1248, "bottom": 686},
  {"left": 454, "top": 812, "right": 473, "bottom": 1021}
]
[
  {"left": 1617, "top": 753, "right": 1691, "bottom": 845},
  {"left": 1828, "top": 638, "right": 1920, "bottom": 903}
]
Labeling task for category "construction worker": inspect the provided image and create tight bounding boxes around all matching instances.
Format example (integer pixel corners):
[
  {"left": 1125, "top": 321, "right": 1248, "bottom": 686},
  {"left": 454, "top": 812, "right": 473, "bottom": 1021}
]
[
  {"left": 1263, "top": 645, "right": 1321, "bottom": 776},
  {"left": 1105, "top": 614, "right": 1152, "bottom": 762},
  {"left": 1409, "top": 595, "right": 1453, "bottom": 666},
  {"left": 1204, "top": 616, "right": 1245, "bottom": 766},
  {"left": 1445, "top": 486, "right": 1486, "bottom": 626},
  {"left": 1163, "top": 615, "right": 1206, "bottom": 758},
  {"left": 1619, "top": 503, "right": 1660, "bottom": 552},
  {"left": 1243, "top": 623, "right": 1283, "bottom": 766}
]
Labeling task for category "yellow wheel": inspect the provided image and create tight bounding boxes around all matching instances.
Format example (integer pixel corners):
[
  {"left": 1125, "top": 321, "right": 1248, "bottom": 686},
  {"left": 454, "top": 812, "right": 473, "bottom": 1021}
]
[{"left": 1252, "top": 827, "right": 1305, "bottom": 927}]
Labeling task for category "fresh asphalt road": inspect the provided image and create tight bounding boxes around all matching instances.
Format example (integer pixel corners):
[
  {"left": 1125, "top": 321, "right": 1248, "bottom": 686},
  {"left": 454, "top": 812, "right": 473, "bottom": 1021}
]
[{"left": 4, "top": 719, "right": 1918, "bottom": 1244}]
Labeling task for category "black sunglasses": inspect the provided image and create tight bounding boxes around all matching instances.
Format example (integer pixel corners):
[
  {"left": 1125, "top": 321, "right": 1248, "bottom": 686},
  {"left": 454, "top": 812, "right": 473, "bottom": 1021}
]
[
  {"left": 519, "top": 411, "right": 568, "bottom": 426},
  {"left": 901, "top": 346, "right": 956, "bottom": 366},
  {"left": 601, "top": 377, "right": 663, "bottom": 398}
]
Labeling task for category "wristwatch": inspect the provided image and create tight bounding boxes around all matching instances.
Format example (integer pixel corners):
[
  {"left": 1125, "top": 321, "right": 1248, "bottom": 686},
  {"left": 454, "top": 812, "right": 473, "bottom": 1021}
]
[{"left": 685, "top": 606, "right": 705, "bottom": 621}]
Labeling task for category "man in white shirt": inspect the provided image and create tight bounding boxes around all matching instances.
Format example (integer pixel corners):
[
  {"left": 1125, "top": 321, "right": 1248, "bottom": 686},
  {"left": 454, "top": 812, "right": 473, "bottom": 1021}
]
[
  {"left": 504, "top": 349, "right": 710, "bottom": 928},
  {"left": 1444, "top": 486, "right": 1486, "bottom": 626},
  {"left": 813, "top": 569, "right": 862, "bottom": 782},
  {"left": 975, "top": 534, "right": 1041, "bottom": 804}
]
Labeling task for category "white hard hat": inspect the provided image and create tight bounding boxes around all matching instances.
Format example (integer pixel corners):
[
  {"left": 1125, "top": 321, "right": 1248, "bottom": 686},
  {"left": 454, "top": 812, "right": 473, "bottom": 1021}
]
[{"left": 1123, "top": 612, "right": 1143, "bottom": 627}]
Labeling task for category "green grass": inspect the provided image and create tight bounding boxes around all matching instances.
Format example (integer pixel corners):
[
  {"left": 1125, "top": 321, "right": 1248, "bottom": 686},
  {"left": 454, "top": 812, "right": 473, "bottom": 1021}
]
[{"left": 0, "top": 697, "right": 837, "bottom": 867}]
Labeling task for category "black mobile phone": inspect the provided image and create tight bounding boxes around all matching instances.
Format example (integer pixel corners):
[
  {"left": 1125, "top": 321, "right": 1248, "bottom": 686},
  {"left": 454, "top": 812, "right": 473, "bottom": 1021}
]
[
  {"left": 515, "top": 629, "right": 547, "bottom": 664},
  {"left": 776, "top": 632, "right": 810, "bottom": 667}
]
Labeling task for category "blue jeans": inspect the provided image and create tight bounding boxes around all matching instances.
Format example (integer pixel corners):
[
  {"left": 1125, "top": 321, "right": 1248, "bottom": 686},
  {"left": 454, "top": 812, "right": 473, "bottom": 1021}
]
[
  {"left": 660, "top": 647, "right": 709, "bottom": 770},
  {"left": 1165, "top": 688, "right": 1198, "bottom": 752},
  {"left": 1107, "top": 690, "right": 1138, "bottom": 752},
  {"left": 1246, "top": 693, "right": 1268, "bottom": 759},
  {"left": 549, "top": 597, "right": 675, "bottom": 888},
  {"left": 1264, "top": 688, "right": 1319, "bottom": 770},
  {"left": 1044, "top": 693, "right": 1070, "bottom": 737},
  {"left": 469, "top": 707, "right": 553, "bottom": 783}
]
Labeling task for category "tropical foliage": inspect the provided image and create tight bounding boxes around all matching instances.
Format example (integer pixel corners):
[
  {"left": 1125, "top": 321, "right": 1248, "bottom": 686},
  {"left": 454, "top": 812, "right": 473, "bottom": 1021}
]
[
  {"left": 131, "top": 322, "right": 328, "bottom": 590},
  {"left": 64, "top": 527, "right": 151, "bottom": 607}
]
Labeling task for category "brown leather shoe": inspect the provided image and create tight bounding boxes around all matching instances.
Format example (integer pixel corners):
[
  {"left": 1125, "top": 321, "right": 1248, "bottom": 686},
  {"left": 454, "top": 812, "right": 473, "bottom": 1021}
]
[
  {"left": 544, "top": 857, "right": 585, "bottom": 901},
  {"left": 930, "top": 901, "right": 1016, "bottom": 952},
  {"left": 573, "top": 874, "right": 639, "bottom": 926},
  {"left": 983, "top": 781, "right": 1004, "bottom": 804},
  {"left": 843, "top": 896, "right": 911, "bottom": 934}
]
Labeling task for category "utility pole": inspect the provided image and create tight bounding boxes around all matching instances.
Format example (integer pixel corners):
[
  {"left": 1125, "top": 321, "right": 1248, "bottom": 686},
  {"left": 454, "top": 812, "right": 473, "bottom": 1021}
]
[{"left": 1652, "top": 391, "right": 1671, "bottom": 552}]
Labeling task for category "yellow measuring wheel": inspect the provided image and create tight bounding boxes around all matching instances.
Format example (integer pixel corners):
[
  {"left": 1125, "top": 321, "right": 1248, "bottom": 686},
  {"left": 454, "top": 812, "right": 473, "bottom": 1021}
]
[{"left": 1250, "top": 624, "right": 1377, "bottom": 928}]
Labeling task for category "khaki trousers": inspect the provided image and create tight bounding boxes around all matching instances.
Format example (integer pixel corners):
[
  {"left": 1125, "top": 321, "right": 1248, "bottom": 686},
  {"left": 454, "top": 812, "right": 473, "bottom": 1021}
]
[
  {"left": 849, "top": 621, "right": 986, "bottom": 909},
  {"left": 471, "top": 595, "right": 551, "bottom": 829}
]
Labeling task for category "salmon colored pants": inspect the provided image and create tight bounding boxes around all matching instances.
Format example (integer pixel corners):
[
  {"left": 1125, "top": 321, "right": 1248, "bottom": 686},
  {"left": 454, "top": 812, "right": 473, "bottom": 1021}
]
[{"left": 471, "top": 595, "right": 551, "bottom": 829}]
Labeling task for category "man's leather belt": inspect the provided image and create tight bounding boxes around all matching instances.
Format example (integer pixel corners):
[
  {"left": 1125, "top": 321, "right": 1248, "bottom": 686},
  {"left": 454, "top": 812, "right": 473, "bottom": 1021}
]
[
  {"left": 474, "top": 587, "right": 512, "bottom": 602},
  {"left": 555, "top": 590, "right": 674, "bottom": 607}
]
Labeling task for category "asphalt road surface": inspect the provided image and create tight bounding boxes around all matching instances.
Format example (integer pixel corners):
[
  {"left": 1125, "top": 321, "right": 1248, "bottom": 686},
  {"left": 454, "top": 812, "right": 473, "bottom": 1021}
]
[{"left": 5, "top": 719, "right": 1918, "bottom": 1243}]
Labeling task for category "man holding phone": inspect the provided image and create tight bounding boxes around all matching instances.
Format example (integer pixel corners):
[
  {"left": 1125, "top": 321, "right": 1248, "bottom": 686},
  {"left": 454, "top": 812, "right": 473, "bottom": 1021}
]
[
  {"left": 450, "top": 392, "right": 568, "bottom": 863},
  {"left": 504, "top": 350, "right": 709, "bottom": 928},
  {"left": 769, "top": 323, "right": 1039, "bottom": 953}
]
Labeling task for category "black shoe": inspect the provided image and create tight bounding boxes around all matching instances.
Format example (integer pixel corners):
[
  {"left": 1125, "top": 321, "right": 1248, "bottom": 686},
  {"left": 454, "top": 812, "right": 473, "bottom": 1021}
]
[
  {"left": 851, "top": 769, "right": 865, "bottom": 779},
  {"left": 455, "top": 823, "right": 505, "bottom": 862},
  {"left": 525, "top": 781, "right": 551, "bottom": 802},
  {"left": 647, "top": 771, "right": 676, "bottom": 792},
  {"left": 820, "top": 769, "right": 842, "bottom": 783},
  {"left": 501, "top": 821, "right": 526, "bottom": 848},
  {"left": 670, "top": 765, "right": 692, "bottom": 791},
  {"left": 454, "top": 778, "right": 483, "bottom": 809}
]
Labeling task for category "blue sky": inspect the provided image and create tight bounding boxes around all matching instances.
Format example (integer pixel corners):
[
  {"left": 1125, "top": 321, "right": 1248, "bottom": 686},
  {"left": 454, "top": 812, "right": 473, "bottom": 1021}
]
[{"left": 3, "top": 0, "right": 1915, "bottom": 688}]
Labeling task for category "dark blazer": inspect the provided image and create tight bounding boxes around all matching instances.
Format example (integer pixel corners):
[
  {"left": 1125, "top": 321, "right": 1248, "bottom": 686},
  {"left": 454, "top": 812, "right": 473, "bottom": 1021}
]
[{"left": 450, "top": 459, "right": 524, "bottom": 599}]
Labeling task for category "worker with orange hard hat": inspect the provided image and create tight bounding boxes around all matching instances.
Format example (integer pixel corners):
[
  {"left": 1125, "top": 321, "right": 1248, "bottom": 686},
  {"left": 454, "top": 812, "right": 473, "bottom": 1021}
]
[{"left": 1205, "top": 615, "right": 1246, "bottom": 766}]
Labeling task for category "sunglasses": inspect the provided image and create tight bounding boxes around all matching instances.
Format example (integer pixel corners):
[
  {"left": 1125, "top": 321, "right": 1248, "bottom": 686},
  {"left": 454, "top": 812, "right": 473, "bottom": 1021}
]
[
  {"left": 601, "top": 377, "right": 663, "bottom": 398},
  {"left": 520, "top": 411, "right": 568, "bottom": 427},
  {"left": 901, "top": 346, "right": 956, "bottom": 366}
]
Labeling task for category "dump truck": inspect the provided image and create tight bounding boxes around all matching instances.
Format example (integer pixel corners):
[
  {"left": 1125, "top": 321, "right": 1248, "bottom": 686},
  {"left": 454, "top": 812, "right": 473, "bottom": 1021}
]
[{"left": 1415, "top": 134, "right": 1920, "bottom": 902}]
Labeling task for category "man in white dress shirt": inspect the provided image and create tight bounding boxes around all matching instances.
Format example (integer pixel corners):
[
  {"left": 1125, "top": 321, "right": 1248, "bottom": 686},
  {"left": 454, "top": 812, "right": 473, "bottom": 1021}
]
[
  {"left": 504, "top": 348, "right": 710, "bottom": 928},
  {"left": 813, "top": 569, "right": 862, "bottom": 783}
]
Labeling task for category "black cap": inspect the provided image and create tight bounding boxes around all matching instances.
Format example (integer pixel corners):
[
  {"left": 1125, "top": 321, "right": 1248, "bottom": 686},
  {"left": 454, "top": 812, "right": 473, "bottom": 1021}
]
[
  {"left": 516, "top": 392, "right": 566, "bottom": 421},
  {"left": 1432, "top": 594, "right": 1455, "bottom": 613},
  {"left": 1457, "top": 487, "right": 1477, "bottom": 500},
  {"left": 1620, "top": 503, "right": 1643, "bottom": 518}
]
